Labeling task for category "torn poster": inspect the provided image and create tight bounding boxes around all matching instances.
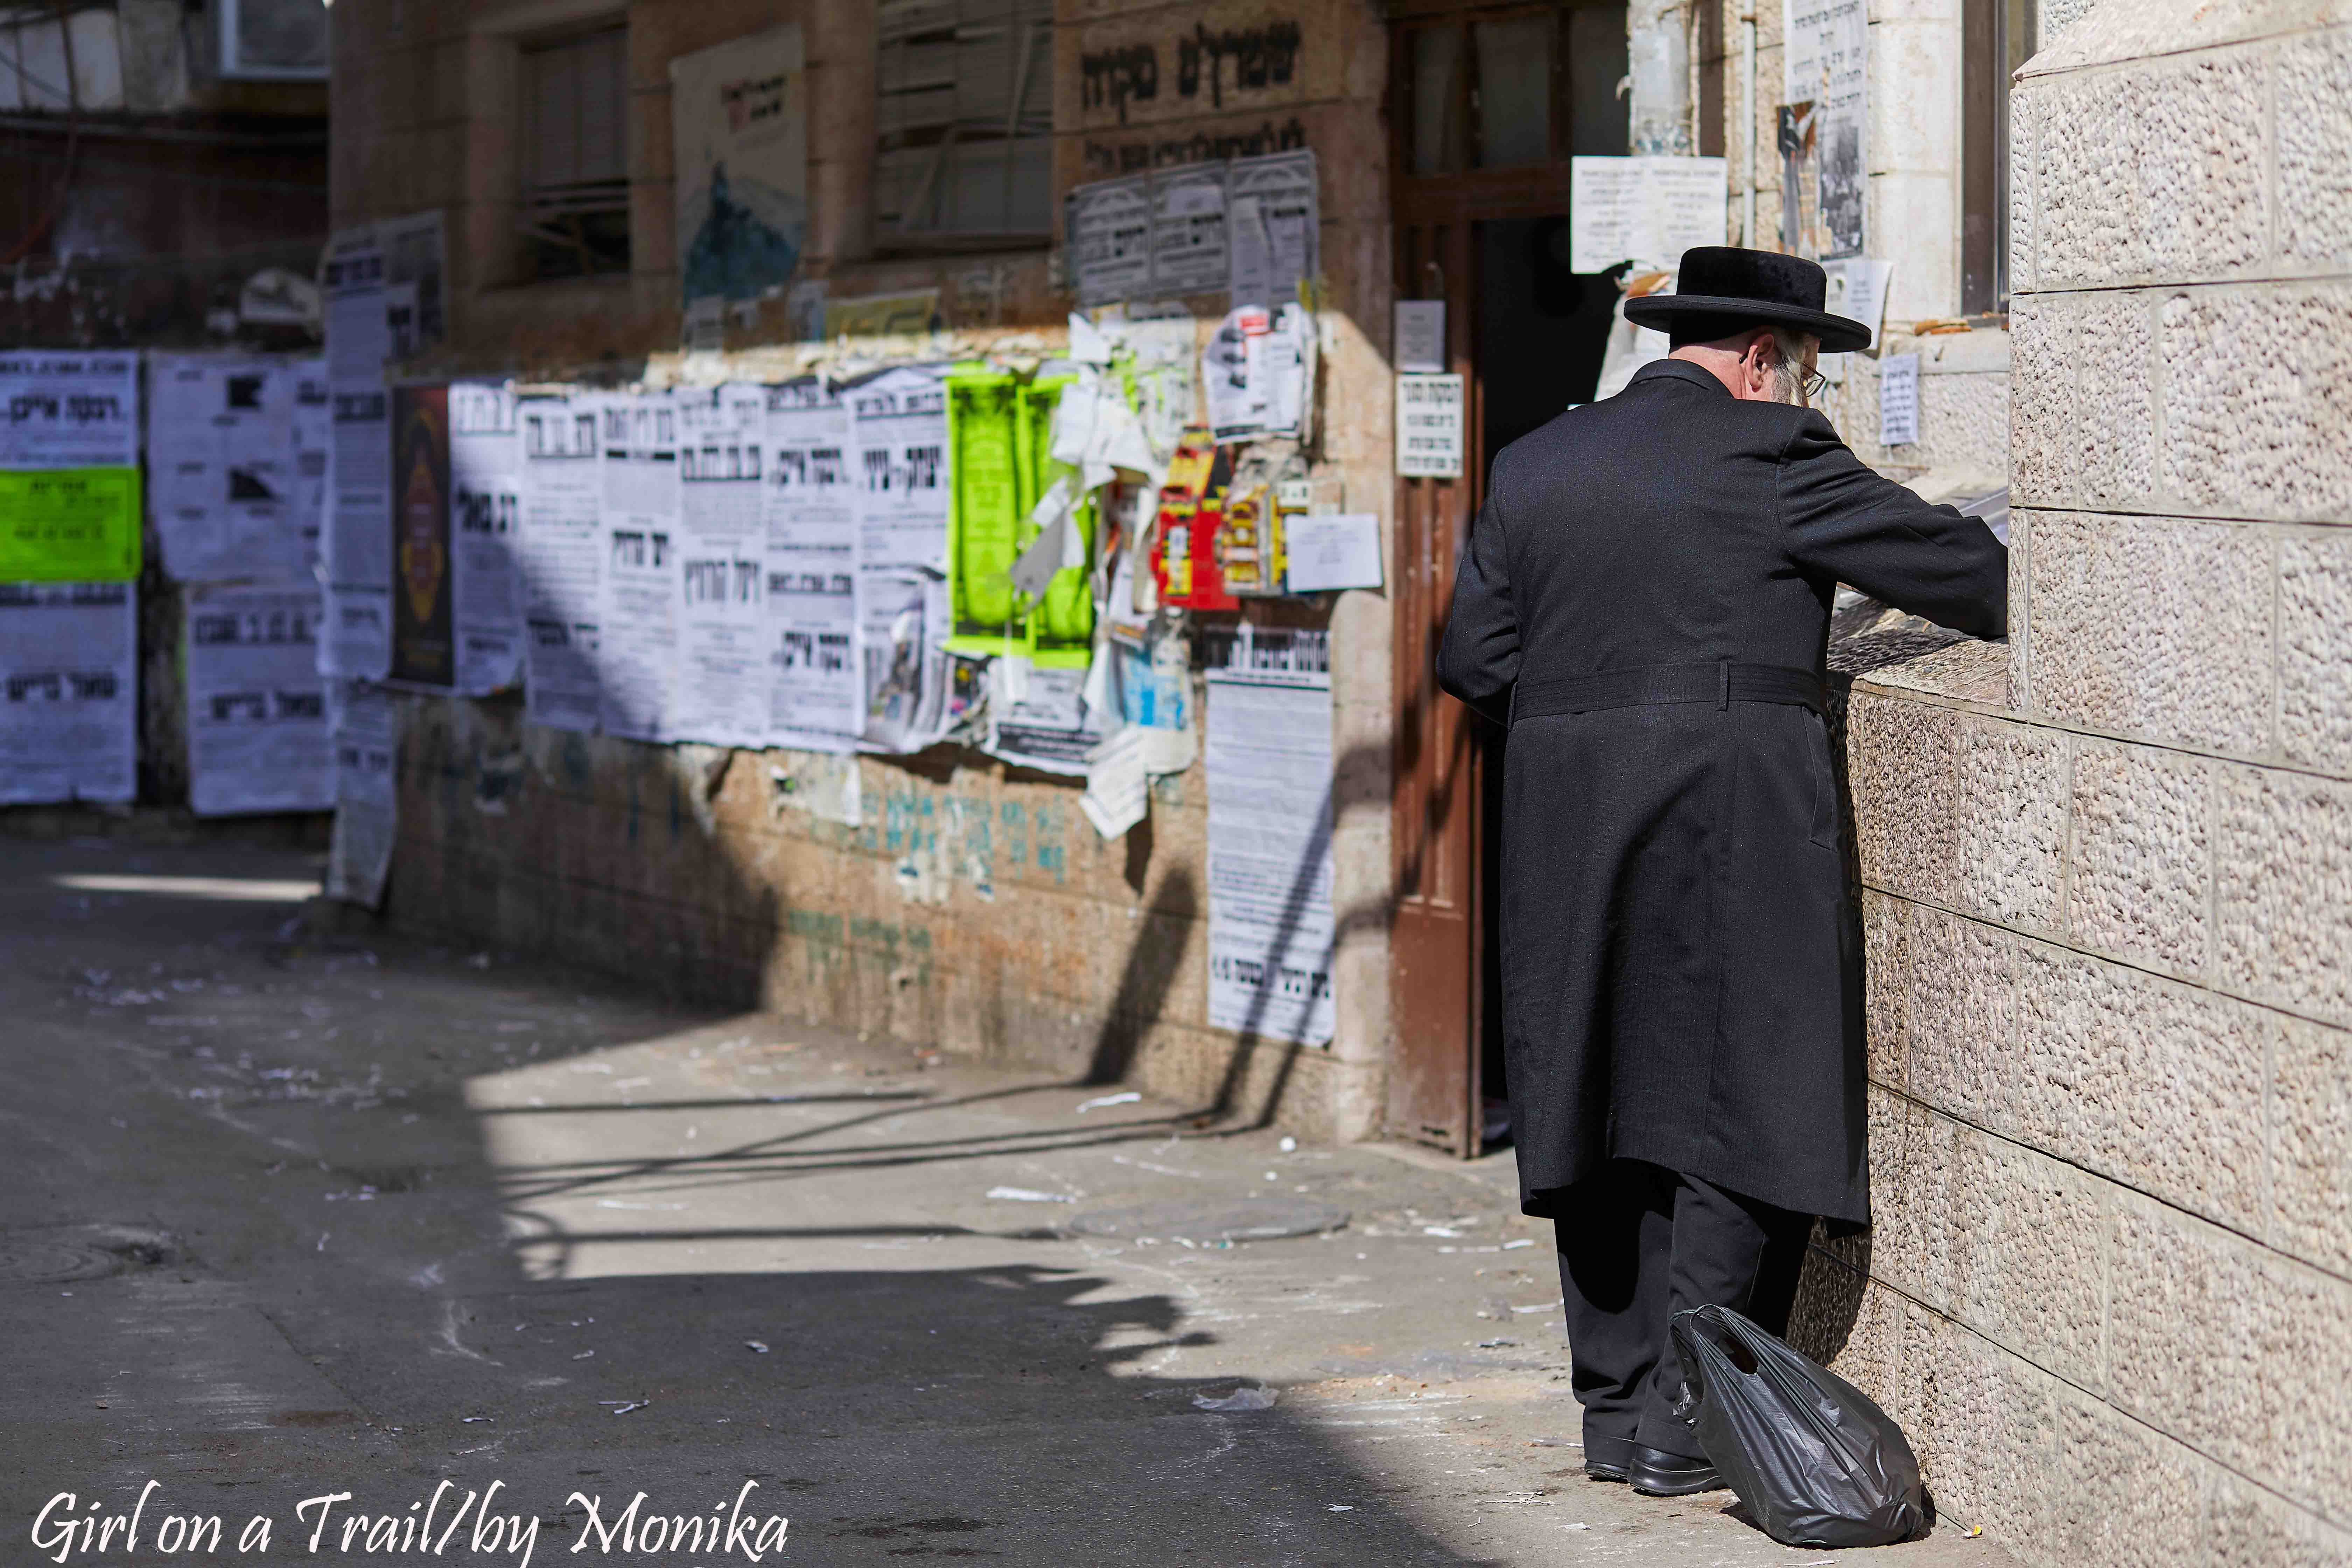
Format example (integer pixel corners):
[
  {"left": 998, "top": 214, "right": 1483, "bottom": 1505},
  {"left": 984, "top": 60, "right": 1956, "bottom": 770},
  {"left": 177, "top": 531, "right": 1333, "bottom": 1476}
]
[
  {"left": 0, "top": 351, "right": 138, "bottom": 468},
  {"left": 847, "top": 366, "right": 950, "bottom": 574},
  {"left": 597, "top": 393, "right": 683, "bottom": 742},
  {"left": 1080, "top": 723, "right": 1149, "bottom": 841},
  {"left": 1785, "top": 0, "right": 1867, "bottom": 257},
  {"left": 517, "top": 396, "right": 604, "bottom": 732},
  {"left": 0, "top": 580, "right": 135, "bottom": 805},
  {"left": 860, "top": 569, "right": 950, "bottom": 754},
  {"left": 325, "top": 679, "right": 397, "bottom": 909},
  {"left": 765, "top": 378, "right": 862, "bottom": 754},
  {"left": 672, "top": 385, "right": 771, "bottom": 749},
  {"left": 447, "top": 381, "right": 526, "bottom": 694},
  {"left": 185, "top": 584, "right": 334, "bottom": 817},
  {"left": 985, "top": 658, "right": 1105, "bottom": 777},
  {"left": 1204, "top": 628, "right": 1335, "bottom": 1045},
  {"left": 145, "top": 354, "right": 308, "bottom": 584},
  {"left": 1227, "top": 149, "right": 1318, "bottom": 309},
  {"left": 321, "top": 227, "right": 393, "bottom": 679}
]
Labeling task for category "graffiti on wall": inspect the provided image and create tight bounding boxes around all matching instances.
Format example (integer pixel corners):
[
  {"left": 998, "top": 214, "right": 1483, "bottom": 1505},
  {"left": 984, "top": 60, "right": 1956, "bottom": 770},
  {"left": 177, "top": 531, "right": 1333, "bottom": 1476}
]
[{"left": 1078, "top": 19, "right": 1303, "bottom": 127}]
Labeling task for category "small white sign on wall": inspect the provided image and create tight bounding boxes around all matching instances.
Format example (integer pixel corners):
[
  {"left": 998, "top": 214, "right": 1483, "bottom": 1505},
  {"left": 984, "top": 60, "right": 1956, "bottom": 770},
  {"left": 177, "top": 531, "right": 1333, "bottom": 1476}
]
[
  {"left": 1393, "top": 300, "right": 1447, "bottom": 373},
  {"left": 1878, "top": 352, "right": 1920, "bottom": 446},
  {"left": 1395, "top": 373, "right": 1465, "bottom": 478}
]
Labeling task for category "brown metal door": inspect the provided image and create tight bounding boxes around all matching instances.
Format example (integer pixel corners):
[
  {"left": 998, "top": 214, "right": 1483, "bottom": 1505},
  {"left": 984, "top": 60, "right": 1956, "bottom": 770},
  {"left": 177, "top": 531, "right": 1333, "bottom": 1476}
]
[{"left": 1387, "top": 218, "right": 1483, "bottom": 1155}]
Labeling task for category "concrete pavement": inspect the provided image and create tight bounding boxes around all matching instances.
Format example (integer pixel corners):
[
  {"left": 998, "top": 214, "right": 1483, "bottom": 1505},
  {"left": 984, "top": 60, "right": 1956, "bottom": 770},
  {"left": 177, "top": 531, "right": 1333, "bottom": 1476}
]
[{"left": 0, "top": 834, "right": 2018, "bottom": 1565}]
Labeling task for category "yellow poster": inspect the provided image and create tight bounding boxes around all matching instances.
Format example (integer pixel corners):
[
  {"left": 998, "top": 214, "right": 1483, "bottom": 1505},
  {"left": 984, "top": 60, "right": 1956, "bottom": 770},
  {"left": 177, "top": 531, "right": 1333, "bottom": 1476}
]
[{"left": 0, "top": 467, "right": 142, "bottom": 582}]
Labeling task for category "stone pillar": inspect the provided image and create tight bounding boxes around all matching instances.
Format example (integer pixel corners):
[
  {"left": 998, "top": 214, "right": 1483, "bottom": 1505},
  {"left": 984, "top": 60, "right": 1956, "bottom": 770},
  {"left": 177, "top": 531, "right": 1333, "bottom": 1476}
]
[{"left": 1818, "top": 0, "right": 2352, "bottom": 1557}]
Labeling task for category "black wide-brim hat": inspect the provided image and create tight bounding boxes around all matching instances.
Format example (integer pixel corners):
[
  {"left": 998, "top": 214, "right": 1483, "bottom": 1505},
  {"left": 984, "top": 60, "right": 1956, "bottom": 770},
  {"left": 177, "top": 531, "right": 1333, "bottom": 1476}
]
[{"left": 1622, "top": 246, "right": 1874, "bottom": 352}]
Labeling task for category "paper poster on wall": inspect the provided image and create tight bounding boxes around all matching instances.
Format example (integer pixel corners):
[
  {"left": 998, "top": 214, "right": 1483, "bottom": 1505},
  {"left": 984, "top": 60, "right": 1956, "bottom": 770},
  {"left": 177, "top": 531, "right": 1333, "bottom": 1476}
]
[
  {"left": 672, "top": 385, "right": 771, "bottom": 748},
  {"left": 0, "top": 468, "right": 141, "bottom": 582},
  {"left": 597, "top": 393, "right": 684, "bottom": 743},
  {"left": 847, "top": 366, "right": 950, "bottom": 574},
  {"left": 1569, "top": 156, "right": 1730, "bottom": 273},
  {"left": 186, "top": 584, "right": 334, "bottom": 817},
  {"left": 322, "top": 225, "right": 393, "bottom": 679},
  {"left": 386, "top": 385, "right": 456, "bottom": 691},
  {"left": 765, "top": 378, "right": 863, "bottom": 753},
  {"left": 1150, "top": 164, "right": 1229, "bottom": 299},
  {"left": 860, "top": 569, "right": 950, "bottom": 754},
  {"left": 984, "top": 658, "right": 1105, "bottom": 777},
  {"left": 292, "top": 359, "right": 330, "bottom": 573},
  {"left": 377, "top": 210, "right": 449, "bottom": 353},
  {"left": 1227, "top": 149, "right": 1318, "bottom": 308},
  {"left": 670, "top": 25, "right": 808, "bottom": 321},
  {"left": 0, "top": 352, "right": 138, "bottom": 468},
  {"left": 1878, "top": 352, "right": 1920, "bottom": 446},
  {"left": 447, "top": 381, "right": 526, "bottom": 693},
  {"left": 1395, "top": 373, "right": 1465, "bottom": 477},
  {"left": 325, "top": 679, "right": 398, "bottom": 909},
  {"left": 1785, "top": 0, "right": 1867, "bottom": 257},
  {"left": 1393, "top": 300, "right": 1446, "bottom": 374},
  {"left": 147, "top": 354, "right": 308, "bottom": 584},
  {"left": 0, "top": 581, "right": 135, "bottom": 805},
  {"left": 1069, "top": 174, "right": 1153, "bottom": 308},
  {"left": 1283, "top": 513, "right": 1383, "bottom": 592},
  {"left": 517, "top": 397, "right": 603, "bottom": 732},
  {"left": 1204, "top": 628, "right": 1335, "bottom": 1046}
]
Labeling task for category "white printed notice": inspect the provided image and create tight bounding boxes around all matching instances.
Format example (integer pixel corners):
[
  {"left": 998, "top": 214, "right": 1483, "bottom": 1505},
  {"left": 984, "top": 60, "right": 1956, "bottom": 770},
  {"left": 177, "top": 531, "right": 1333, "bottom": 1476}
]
[
  {"left": 672, "top": 384, "right": 771, "bottom": 749},
  {"left": 765, "top": 378, "right": 862, "bottom": 752},
  {"left": 185, "top": 584, "right": 334, "bottom": 817},
  {"left": 517, "top": 396, "right": 604, "bottom": 732},
  {"left": 447, "top": 382, "right": 526, "bottom": 694},
  {"left": 1149, "top": 164, "right": 1229, "bottom": 299},
  {"left": 847, "top": 366, "right": 950, "bottom": 574},
  {"left": 0, "top": 352, "right": 138, "bottom": 468},
  {"left": 326, "top": 679, "right": 397, "bottom": 909},
  {"left": 1395, "top": 373, "right": 1465, "bottom": 477},
  {"left": 1227, "top": 149, "right": 1318, "bottom": 309},
  {"left": 1205, "top": 630, "right": 1335, "bottom": 1045},
  {"left": 1568, "top": 156, "right": 1730, "bottom": 274},
  {"left": 1068, "top": 173, "right": 1153, "bottom": 309},
  {"left": 1283, "top": 513, "right": 1384, "bottom": 592},
  {"left": 292, "top": 360, "right": 329, "bottom": 573},
  {"left": 1878, "top": 352, "right": 1920, "bottom": 446},
  {"left": 597, "top": 394, "right": 682, "bottom": 742},
  {"left": 322, "top": 227, "right": 393, "bottom": 679},
  {"left": 146, "top": 354, "right": 308, "bottom": 584},
  {"left": 0, "top": 581, "right": 135, "bottom": 805}
]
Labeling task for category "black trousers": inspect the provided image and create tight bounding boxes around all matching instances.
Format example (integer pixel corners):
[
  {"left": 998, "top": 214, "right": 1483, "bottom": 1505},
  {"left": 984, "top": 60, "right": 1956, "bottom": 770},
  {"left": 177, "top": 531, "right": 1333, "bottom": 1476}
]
[{"left": 1551, "top": 1158, "right": 1812, "bottom": 1467}]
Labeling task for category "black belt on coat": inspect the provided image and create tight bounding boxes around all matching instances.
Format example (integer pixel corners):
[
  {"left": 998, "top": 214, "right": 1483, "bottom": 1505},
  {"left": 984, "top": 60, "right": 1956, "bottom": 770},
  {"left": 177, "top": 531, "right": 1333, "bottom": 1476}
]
[{"left": 1508, "top": 660, "right": 1827, "bottom": 725}]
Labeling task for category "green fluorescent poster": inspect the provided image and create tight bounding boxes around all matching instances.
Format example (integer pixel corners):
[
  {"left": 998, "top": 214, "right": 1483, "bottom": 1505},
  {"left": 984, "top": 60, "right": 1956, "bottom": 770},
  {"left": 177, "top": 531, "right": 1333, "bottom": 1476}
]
[
  {"left": 948, "top": 373, "right": 1022, "bottom": 631},
  {"left": 0, "top": 467, "right": 142, "bottom": 582}
]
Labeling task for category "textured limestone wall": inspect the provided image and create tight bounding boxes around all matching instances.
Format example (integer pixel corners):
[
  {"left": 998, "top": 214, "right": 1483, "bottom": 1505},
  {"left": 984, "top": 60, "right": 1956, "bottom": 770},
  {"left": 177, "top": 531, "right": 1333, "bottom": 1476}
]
[{"left": 1808, "top": 2, "right": 2352, "bottom": 1556}]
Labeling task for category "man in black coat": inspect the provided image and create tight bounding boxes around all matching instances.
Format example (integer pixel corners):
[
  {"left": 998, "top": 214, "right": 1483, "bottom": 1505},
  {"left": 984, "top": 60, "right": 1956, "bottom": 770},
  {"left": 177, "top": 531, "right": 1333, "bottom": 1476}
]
[{"left": 1436, "top": 248, "right": 2006, "bottom": 1496}]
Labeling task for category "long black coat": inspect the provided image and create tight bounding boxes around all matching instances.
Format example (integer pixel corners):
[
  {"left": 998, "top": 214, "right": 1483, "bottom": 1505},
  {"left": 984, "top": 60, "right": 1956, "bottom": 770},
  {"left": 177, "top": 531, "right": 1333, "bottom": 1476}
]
[{"left": 1437, "top": 358, "right": 2006, "bottom": 1225}]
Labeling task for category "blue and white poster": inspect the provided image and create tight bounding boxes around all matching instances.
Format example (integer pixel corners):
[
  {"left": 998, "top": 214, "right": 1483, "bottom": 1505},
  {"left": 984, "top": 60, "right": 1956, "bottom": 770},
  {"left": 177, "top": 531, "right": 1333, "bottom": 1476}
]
[{"left": 670, "top": 25, "right": 809, "bottom": 322}]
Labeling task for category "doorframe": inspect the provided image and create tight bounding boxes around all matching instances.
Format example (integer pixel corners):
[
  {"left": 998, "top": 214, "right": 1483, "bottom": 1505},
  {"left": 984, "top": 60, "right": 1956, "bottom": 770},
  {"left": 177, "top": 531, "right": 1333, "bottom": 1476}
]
[{"left": 1386, "top": 0, "right": 1622, "bottom": 1156}]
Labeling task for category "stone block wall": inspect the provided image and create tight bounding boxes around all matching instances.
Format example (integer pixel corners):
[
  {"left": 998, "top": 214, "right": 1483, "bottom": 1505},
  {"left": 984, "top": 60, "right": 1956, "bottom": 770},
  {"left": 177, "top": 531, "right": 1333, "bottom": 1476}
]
[{"left": 1806, "top": 2, "right": 2352, "bottom": 1556}]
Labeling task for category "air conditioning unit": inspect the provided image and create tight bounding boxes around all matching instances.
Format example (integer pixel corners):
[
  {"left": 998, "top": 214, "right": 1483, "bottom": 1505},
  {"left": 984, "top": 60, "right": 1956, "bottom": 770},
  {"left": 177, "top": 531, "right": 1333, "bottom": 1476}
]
[{"left": 219, "top": 0, "right": 329, "bottom": 81}]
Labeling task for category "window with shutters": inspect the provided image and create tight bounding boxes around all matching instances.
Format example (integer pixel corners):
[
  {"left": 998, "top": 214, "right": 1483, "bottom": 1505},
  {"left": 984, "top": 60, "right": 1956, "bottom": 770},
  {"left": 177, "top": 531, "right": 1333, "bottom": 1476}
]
[
  {"left": 521, "top": 25, "right": 630, "bottom": 281},
  {"left": 874, "top": 0, "right": 1055, "bottom": 247}
]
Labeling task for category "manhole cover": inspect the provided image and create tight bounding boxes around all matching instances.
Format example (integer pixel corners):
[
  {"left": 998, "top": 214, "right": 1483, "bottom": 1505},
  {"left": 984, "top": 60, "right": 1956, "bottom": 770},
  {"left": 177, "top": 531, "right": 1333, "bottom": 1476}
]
[
  {"left": 0, "top": 1226, "right": 173, "bottom": 1284},
  {"left": 1069, "top": 1200, "right": 1349, "bottom": 1244}
]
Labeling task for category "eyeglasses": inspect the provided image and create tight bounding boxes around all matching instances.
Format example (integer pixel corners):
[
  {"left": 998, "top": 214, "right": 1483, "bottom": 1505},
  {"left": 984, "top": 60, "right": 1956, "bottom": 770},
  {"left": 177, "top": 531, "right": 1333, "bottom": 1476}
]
[{"left": 1795, "top": 365, "right": 1829, "bottom": 401}]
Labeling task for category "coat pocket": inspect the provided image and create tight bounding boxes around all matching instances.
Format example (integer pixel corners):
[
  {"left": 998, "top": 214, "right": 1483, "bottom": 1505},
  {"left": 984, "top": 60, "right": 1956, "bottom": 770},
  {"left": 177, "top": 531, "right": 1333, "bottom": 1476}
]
[{"left": 1805, "top": 712, "right": 1841, "bottom": 851}]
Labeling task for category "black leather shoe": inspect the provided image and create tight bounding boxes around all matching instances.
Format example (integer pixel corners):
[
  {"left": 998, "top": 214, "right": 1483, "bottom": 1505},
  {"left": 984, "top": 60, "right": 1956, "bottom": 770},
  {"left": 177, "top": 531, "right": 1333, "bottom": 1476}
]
[
  {"left": 1627, "top": 1442, "right": 1724, "bottom": 1496},
  {"left": 1581, "top": 1434, "right": 1634, "bottom": 1483},
  {"left": 1585, "top": 1457, "right": 1630, "bottom": 1483}
]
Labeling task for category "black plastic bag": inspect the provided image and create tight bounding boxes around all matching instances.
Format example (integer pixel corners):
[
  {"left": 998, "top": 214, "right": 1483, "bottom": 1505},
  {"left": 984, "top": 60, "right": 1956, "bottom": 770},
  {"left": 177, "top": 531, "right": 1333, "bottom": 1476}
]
[{"left": 1670, "top": 1304, "right": 1926, "bottom": 1547}]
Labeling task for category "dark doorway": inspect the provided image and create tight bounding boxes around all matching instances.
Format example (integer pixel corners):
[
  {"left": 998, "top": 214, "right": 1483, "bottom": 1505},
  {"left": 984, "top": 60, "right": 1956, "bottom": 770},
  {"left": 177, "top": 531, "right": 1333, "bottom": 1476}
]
[{"left": 1389, "top": 0, "right": 1629, "bottom": 1159}]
